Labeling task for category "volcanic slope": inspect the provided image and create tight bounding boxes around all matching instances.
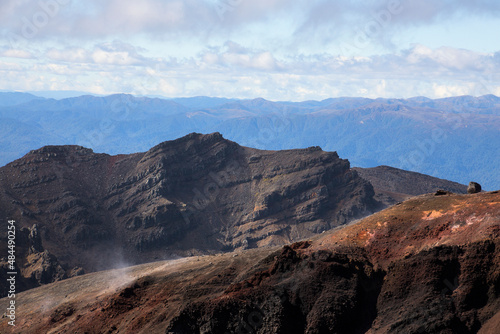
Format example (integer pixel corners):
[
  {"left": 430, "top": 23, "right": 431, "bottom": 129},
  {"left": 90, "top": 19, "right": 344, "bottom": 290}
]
[
  {"left": 0, "top": 132, "right": 378, "bottom": 295},
  {"left": 353, "top": 165, "right": 468, "bottom": 205},
  {"left": 1, "top": 190, "right": 498, "bottom": 333}
]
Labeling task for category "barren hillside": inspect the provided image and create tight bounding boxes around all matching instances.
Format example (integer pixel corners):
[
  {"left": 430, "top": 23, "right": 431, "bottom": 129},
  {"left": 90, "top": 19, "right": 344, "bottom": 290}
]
[{"left": 1, "top": 191, "right": 498, "bottom": 333}]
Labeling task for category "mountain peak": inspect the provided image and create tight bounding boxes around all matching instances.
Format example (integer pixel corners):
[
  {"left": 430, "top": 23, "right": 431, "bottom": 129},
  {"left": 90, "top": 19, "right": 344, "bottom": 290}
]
[
  {"left": 0, "top": 133, "right": 378, "bottom": 296},
  {"left": 147, "top": 132, "right": 228, "bottom": 155},
  {"left": 27, "top": 145, "right": 94, "bottom": 157}
]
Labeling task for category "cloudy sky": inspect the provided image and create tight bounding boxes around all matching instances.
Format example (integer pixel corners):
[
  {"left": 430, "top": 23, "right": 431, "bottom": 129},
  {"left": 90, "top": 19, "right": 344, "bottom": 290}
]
[{"left": 0, "top": 0, "right": 499, "bottom": 100}]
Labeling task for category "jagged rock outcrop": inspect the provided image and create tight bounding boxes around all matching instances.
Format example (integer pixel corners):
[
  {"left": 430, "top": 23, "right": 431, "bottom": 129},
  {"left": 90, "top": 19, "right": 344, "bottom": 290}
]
[
  {"left": 0, "top": 132, "right": 378, "bottom": 295},
  {"left": 21, "top": 250, "right": 66, "bottom": 285},
  {"left": 27, "top": 224, "right": 43, "bottom": 254},
  {"left": 0, "top": 224, "right": 66, "bottom": 296},
  {"left": 468, "top": 181, "right": 482, "bottom": 194}
]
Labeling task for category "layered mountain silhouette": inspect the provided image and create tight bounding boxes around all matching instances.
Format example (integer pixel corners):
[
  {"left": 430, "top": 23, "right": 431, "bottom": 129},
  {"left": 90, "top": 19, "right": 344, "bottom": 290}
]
[
  {"left": 1, "top": 92, "right": 499, "bottom": 189},
  {"left": 2, "top": 189, "right": 498, "bottom": 333},
  {"left": 0, "top": 133, "right": 467, "bottom": 297}
]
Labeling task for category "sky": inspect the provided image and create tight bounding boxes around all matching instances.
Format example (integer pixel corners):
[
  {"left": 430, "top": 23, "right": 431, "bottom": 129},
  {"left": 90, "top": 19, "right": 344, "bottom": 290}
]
[{"left": 0, "top": 0, "right": 499, "bottom": 101}]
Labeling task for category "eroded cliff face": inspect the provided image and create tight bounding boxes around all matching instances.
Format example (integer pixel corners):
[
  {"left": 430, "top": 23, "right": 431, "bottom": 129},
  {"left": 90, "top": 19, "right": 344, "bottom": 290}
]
[
  {"left": 0, "top": 224, "right": 66, "bottom": 298},
  {"left": 2, "top": 191, "right": 498, "bottom": 334},
  {"left": 0, "top": 132, "right": 378, "bottom": 294}
]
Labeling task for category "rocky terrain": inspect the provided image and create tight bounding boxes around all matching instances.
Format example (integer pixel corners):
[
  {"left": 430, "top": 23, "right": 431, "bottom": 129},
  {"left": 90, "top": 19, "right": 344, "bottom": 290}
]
[
  {"left": 1, "top": 190, "right": 498, "bottom": 333},
  {"left": 0, "top": 132, "right": 471, "bottom": 299},
  {"left": 0, "top": 132, "right": 380, "bottom": 296}
]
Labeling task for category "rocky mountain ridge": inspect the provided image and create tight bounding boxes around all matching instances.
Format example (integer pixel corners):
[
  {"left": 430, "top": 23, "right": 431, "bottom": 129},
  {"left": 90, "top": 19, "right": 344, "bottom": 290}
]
[{"left": 1, "top": 132, "right": 379, "bottom": 295}]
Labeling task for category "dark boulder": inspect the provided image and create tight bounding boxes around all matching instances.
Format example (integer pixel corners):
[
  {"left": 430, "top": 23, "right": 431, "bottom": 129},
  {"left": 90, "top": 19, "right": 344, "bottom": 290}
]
[{"left": 467, "top": 182, "right": 482, "bottom": 194}]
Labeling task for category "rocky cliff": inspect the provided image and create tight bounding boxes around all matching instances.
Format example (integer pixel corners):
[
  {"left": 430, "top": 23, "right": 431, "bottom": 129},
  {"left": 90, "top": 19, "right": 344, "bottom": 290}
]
[{"left": 0, "top": 132, "right": 378, "bottom": 295}]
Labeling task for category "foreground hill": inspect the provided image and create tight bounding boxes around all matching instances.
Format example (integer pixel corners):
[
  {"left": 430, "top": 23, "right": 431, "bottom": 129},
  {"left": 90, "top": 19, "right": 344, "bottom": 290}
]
[
  {"left": 2, "top": 191, "right": 498, "bottom": 333},
  {"left": 0, "top": 133, "right": 378, "bottom": 295},
  {"left": 1, "top": 93, "right": 498, "bottom": 189}
]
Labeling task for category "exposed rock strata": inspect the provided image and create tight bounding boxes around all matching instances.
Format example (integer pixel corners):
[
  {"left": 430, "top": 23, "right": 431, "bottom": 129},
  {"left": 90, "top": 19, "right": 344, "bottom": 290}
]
[{"left": 0, "top": 132, "right": 377, "bottom": 295}]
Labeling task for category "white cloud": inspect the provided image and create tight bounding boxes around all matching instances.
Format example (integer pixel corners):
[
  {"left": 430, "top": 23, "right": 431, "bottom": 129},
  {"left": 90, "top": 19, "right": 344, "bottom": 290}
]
[
  {"left": 1, "top": 0, "right": 498, "bottom": 46},
  {"left": 0, "top": 1, "right": 499, "bottom": 100},
  {"left": 220, "top": 51, "right": 280, "bottom": 71},
  {"left": 91, "top": 49, "right": 139, "bottom": 66},
  {"left": 197, "top": 42, "right": 282, "bottom": 71},
  {"left": 45, "top": 42, "right": 147, "bottom": 66},
  {"left": 73, "top": 0, "right": 188, "bottom": 36},
  {"left": 406, "top": 45, "right": 490, "bottom": 70},
  {"left": 1, "top": 48, "right": 33, "bottom": 58},
  {"left": 1, "top": 43, "right": 499, "bottom": 100},
  {"left": 46, "top": 47, "right": 89, "bottom": 62},
  {"left": 0, "top": 60, "right": 24, "bottom": 71},
  {"left": 432, "top": 83, "right": 474, "bottom": 98}
]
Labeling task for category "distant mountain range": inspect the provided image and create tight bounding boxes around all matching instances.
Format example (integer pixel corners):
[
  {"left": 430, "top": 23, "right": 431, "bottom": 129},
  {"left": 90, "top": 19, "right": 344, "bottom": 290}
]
[{"left": 1, "top": 92, "right": 499, "bottom": 189}]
